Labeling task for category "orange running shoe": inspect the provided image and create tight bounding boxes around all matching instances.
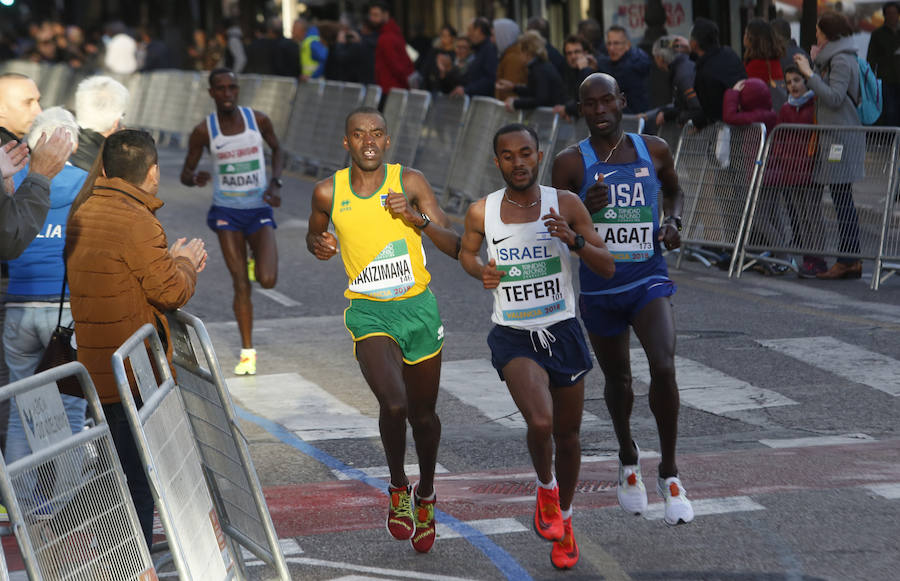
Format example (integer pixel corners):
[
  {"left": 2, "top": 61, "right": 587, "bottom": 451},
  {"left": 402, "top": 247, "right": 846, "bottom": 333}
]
[
  {"left": 551, "top": 517, "right": 579, "bottom": 569},
  {"left": 533, "top": 483, "right": 564, "bottom": 541}
]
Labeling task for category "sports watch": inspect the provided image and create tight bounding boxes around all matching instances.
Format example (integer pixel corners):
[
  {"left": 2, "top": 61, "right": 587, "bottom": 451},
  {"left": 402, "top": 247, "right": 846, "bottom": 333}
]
[
  {"left": 417, "top": 212, "right": 431, "bottom": 229},
  {"left": 568, "top": 234, "right": 585, "bottom": 251},
  {"left": 664, "top": 216, "right": 682, "bottom": 232}
]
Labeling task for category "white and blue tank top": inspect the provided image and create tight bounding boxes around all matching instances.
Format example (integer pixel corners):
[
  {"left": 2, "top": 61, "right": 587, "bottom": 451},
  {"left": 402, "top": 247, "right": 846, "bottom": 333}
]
[{"left": 206, "top": 106, "right": 268, "bottom": 209}]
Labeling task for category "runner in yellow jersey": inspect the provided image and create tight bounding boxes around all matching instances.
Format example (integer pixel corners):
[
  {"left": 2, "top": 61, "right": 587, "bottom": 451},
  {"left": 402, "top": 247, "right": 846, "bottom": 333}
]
[{"left": 306, "top": 106, "right": 460, "bottom": 554}]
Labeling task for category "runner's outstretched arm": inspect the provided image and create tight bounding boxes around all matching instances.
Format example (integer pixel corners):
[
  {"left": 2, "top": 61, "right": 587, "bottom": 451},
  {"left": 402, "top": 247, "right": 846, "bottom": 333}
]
[
  {"left": 307, "top": 177, "right": 338, "bottom": 260},
  {"left": 459, "top": 198, "right": 503, "bottom": 288},
  {"left": 180, "top": 123, "right": 211, "bottom": 187}
]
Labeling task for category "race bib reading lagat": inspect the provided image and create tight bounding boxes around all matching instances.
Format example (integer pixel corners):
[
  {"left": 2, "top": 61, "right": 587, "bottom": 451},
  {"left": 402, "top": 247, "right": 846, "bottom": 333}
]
[
  {"left": 593, "top": 206, "right": 655, "bottom": 262},
  {"left": 498, "top": 254, "right": 566, "bottom": 321},
  {"left": 349, "top": 239, "right": 415, "bottom": 299}
]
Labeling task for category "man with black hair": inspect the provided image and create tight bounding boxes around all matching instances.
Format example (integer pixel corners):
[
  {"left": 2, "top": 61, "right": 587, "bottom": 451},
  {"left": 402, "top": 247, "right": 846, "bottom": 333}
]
[
  {"left": 67, "top": 129, "right": 207, "bottom": 547},
  {"left": 459, "top": 123, "right": 612, "bottom": 570},
  {"left": 369, "top": 1, "right": 414, "bottom": 95},
  {"left": 181, "top": 68, "right": 284, "bottom": 376},
  {"left": 867, "top": 2, "right": 900, "bottom": 126},
  {"left": 689, "top": 17, "right": 747, "bottom": 128},
  {"left": 307, "top": 106, "right": 459, "bottom": 554},
  {"left": 450, "top": 17, "right": 497, "bottom": 97}
]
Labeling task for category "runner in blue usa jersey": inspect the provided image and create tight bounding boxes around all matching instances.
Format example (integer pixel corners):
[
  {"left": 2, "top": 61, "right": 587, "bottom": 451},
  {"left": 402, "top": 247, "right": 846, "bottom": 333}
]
[{"left": 552, "top": 73, "right": 694, "bottom": 526}]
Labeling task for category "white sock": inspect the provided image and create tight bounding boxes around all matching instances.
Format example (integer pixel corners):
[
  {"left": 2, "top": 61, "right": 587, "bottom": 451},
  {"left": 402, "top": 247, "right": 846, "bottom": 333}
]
[
  {"left": 561, "top": 506, "right": 573, "bottom": 520},
  {"left": 240, "top": 348, "right": 256, "bottom": 357},
  {"left": 537, "top": 476, "right": 557, "bottom": 490},
  {"left": 415, "top": 486, "right": 436, "bottom": 502}
]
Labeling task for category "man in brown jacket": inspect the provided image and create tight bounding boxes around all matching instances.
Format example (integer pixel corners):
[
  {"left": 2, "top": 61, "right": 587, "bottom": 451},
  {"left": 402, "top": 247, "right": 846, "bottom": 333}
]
[{"left": 66, "top": 129, "right": 207, "bottom": 546}]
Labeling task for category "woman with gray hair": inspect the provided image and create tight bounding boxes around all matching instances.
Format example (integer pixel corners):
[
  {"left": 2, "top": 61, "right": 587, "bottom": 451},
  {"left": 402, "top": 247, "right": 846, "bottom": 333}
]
[{"left": 3, "top": 106, "right": 88, "bottom": 497}]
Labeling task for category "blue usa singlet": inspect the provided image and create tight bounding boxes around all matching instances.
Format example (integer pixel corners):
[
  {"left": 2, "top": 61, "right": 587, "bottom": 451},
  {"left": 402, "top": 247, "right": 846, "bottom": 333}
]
[{"left": 577, "top": 133, "right": 670, "bottom": 294}]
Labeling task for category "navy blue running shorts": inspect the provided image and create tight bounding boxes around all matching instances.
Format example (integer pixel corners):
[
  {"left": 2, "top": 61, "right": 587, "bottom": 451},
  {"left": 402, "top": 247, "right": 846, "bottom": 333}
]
[
  {"left": 487, "top": 317, "right": 593, "bottom": 388},
  {"left": 207, "top": 205, "right": 277, "bottom": 235},
  {"left": 579, "top": 279, "right": 676, "bottom": 337}
]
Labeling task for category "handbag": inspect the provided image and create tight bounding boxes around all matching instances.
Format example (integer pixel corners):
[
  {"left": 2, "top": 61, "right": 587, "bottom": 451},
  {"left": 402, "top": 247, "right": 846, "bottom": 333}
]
[{"left": 34, "top": 272, "right": 83, "bottom": 398}]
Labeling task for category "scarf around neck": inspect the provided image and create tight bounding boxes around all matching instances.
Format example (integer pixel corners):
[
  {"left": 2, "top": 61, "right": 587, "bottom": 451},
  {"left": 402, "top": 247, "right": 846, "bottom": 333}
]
[{"left": 788, "top": 90, "right": 815, "bottom": 108}]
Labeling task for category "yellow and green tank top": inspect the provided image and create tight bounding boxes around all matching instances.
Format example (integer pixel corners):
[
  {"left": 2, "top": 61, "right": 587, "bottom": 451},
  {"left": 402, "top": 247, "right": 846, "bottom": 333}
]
[{"left": 331, "top": 164, "right": 430, "bottom": 301}]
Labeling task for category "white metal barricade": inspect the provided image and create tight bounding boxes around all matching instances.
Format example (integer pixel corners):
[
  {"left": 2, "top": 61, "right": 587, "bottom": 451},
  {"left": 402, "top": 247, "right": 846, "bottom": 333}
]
[
  {"left": 0, "top": 362, "right": 155, "bottom": 580},
  {"left": 672, "top": 121, "right": 767, "bottom": 275},
  {"left": 166, "top": 310, "right": 289, "bottom": 580},
  {"left": 111, "top": 325, "right": 235, "bottom": 581},
  {"left": 736, "top": 124, "right": 900, "bottom": 288}
]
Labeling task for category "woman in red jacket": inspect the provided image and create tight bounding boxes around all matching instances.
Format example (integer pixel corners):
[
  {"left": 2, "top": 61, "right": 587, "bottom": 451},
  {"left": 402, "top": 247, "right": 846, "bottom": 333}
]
[{"left": 743, "top": 18, "right": 784, "bottom": 85}]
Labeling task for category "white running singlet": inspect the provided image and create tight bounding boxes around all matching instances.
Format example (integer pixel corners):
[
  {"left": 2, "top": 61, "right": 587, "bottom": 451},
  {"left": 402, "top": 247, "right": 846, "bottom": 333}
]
[{"left": 206, "top": 106, "right": 268, "bottom": 209}]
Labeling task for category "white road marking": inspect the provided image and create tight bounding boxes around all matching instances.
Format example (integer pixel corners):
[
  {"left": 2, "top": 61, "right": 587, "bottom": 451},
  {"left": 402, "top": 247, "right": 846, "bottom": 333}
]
[
  {"left": 441, "top": 359, "right": 607, "bottom": 429},
  {"left": 630, "top": 350, "right": 798, "bottom": 414},
  {"left": 228, "top": 373, "right": 379, "bottom": 440},
  {"left": 332, "top": 463, "right": 449, "bottom": 480},
  {"left": 759, "top": 433, "right": 875, "bottom": 448},
  {"left": 865, "top": 483, "right": 900, "bottom": 499},
  {"left": 582, "top": 449, "right": 659, "bottom": 463},
  {"left": 642, "top": 495, "right": 765, "bottom": 521},
  {"left": 744, "top": 287, "right": 782, "bottom": 297},
  {"left": 246, "top": 557, "right": 481, "bottom": 580},
  {"left": 240, "top": 538, "right": 302, "bottom": 562},
  {"left": 255, "top": 287, "right": 302, "bottom": 307},
  {"left": 278, "top": 218, "right": 309, "bottom": 229},
  {"left": 436, "top": 517, "right": 527, "bottom": 539},
  {"left": 758, "top": 336, "right": 900, "bottom": 396}
]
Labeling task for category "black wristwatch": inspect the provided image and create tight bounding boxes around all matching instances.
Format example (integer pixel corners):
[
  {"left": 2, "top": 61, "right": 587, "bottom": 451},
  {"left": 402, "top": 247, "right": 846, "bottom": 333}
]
[
  {"left": 417, "top": 212, "right": 431, "bottom": 229},
  {"left": 664, "top": 216, "right": 682, "bottom": 232},
  {"left": 568, "top": 234, "right": 585, "bottom": 251},
  {"left": 271, "top": 177, "right": 283, "bottom": 188}
]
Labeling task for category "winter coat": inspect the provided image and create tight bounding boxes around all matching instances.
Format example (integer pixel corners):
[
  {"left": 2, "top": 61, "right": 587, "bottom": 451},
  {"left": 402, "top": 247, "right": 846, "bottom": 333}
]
[
  {"left": 763, "top": 95, "right": 817, "bottom": 187},
  {"left": 694, "top": 46, "right": 747, "bottom": 128},
  {"left": 464, "top": 39, "right": 499, "bottom": 96},
  {"left": 375, "top": 18, "right": 414, "bottom": 93},
  {"left": 867, "top": 24, "right": 900, "bottom": 84},
  {"left": 596, "top": 47, "right": 651, "bottom": 113},
  {"left": 5, "top": 164, "right": 87, "bottom": 301},
  {"left": 660, "top": 53, "right": 702, "bottom": 126},
  {"left": 745, "top": 58, "right": 783, "bottom": 85},
  {"left": 807, "top": 36, "right": 864, "bottom": 184},
  {"left": 722, "top": 78, "right": 776, "bottom": 132},
  {"left": 512, "top": 58, "right": 566, "bottom": 110},
  {"left": 66, "top": 176, "right": 198, "bottom": 403},
  {"left": 496, "top": 42, "right": 529, "bottom": 101}
]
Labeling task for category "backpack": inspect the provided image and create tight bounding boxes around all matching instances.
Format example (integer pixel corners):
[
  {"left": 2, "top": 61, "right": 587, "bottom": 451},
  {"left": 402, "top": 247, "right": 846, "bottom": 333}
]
[{"left": 853, "top": 56, "right": 882, "bottom": 125}]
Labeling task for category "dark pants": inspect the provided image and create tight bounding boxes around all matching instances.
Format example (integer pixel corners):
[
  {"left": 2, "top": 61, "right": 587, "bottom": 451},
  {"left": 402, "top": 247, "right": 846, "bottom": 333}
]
[
  {"left": 829, "top": 183, "right": 861, "bottom": 264},
  {"left": 103, "top": 402, "right": 154, "bottom": 549},
  {"left": 881, "top": 83, "right": 900, "bottom": 127}
]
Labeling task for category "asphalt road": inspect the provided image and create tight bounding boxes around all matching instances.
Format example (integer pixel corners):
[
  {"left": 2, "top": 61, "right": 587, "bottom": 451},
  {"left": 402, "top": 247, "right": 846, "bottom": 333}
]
[{"left": 144, "top": 145, "right": 900, "bottom": 581}]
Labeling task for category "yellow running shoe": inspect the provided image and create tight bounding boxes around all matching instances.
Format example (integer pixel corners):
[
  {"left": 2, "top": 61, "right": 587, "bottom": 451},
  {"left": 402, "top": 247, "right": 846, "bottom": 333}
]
[
  {"left": 247, "top": 257, "right": 256, "bottom": 282},
  {"left": 234, "top": 349, "right": 256, "bottom": 375},
  {"left": 0, "top": 503, "right": 8, "bottom": 523}
]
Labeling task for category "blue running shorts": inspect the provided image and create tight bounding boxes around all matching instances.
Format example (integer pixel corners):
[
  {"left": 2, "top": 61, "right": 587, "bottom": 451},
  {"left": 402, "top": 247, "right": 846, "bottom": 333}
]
[
  {"left": 487, "top": 317, "right": 593, "bottom": 388},
  {"left": 207, "top": 205, "right": 277, "bottom": 235},
  {"left": 579, "top": 279, "right": 676, "bottom": 337}
]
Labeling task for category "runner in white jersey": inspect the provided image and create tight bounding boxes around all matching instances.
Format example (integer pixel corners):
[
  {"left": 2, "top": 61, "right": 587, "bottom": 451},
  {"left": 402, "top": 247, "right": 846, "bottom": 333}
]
[
  {"left": 459, "top": 124, "right": 613, "bottom": 571},
  {"left": 180, "top": 68, "right": 284, "bottom": 375}
]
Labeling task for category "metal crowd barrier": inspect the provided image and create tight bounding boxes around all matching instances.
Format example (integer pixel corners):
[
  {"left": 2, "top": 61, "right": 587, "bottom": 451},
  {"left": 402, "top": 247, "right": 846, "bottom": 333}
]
[
  {"left": 673, "top": 121, "right": 767, "bottom": 275},
  {"left": 0, "top": 362, "right": 155, "bottom": 580},
  {"left": 525, "top": 107, "right": 560, "bottom": 185},
  {"left": 443, "top": 96, "right": 521, "bottom": 214},
  {"left": 387, "top": 89, "right": 431, "bottom": 168},
  {"left": 111, "top": 325, "right": 236, "bottom": 580},
  {"left": 166, "top": 310, "right": 290, "bottom": 580},
  {"left": 283, "top": 78, "right": 325, "bottom": 168},
  {"left": 415, "top": 93, "right": 469, "bottom": 194},
  {"left": 736, "top": 124, "right": 900, "bottom": 289}
]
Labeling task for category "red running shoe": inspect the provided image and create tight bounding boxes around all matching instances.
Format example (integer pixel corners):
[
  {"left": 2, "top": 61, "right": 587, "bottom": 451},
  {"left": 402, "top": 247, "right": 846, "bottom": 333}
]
[
  {"left": 410, "top": 488, "right": 436, "bottom": 553},
  {"left": 551, "top": 517, "right": 579, "bottom": 569},
  {"left": 533, "top": 484, "right": 564, "bottom": 541},
  {"left": 386, "top": 484, "right": 414, "bottom": 540}
]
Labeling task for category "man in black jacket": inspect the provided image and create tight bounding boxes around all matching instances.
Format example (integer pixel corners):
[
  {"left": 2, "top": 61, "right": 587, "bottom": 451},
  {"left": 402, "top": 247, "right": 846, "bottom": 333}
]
[
  {"left": 644, "top": 35, "right": 703, "bottom": 133},
  {"left": 555, "top": 35, "right": 597, "bottom": 120},
  {"left": 689, "top": 18, "right": 746, "bottom": 128},
  {"left": 450, "top": 17, "right": 497, "bottom": 97}
]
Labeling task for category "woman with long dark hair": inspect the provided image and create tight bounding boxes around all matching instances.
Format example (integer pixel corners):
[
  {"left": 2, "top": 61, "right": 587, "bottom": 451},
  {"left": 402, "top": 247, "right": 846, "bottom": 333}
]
[{"left": 743, "top": 17, "right": 785, "bottom": 85}]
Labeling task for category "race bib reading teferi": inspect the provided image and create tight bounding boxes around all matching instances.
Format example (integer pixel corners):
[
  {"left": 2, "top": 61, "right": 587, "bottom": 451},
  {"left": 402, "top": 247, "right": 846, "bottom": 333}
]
[
  {"left": 593, "top": 206, "right": 655, "bottom": 262},
  {"left": 349, "top": 239, "right": 415, "bottom": 299},
  {"left": 497, "top": 254, "right": 566, "bottom": 322}
]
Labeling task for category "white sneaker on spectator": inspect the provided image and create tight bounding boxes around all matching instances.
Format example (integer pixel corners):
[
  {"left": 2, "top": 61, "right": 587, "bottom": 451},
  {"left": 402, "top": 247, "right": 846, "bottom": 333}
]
[
  {"left": 616, "top": 441, "right": 647, "bottom": 515},
  {"left": 656, "top": 476, "right": 694, "bottom": 525}
]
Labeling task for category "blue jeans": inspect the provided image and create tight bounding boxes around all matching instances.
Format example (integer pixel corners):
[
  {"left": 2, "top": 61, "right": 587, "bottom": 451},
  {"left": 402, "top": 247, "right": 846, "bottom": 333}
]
[{"left": 3, "top": 305, "right": 87, "bottom": 463}]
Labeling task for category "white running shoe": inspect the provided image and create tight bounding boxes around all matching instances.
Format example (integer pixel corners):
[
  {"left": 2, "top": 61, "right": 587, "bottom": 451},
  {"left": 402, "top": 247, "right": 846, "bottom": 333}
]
[
  {"left": 656, "top": 476, "right": 694, "bottom": 525},
  {"left": 616, "top": 442, "right": 648, "bottom": 515}
]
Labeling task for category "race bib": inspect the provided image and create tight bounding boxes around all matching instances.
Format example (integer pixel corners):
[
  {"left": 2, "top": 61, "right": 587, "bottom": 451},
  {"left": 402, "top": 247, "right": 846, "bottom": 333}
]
[
  {"left": 349, "top": 239, "right": 415, "bottom": 299},
  {"left": 593, "top": 206, "right": 655, "bottom": 262},
  {"left": 497, "top": 254, "right": 566, "bottom": 322}
]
